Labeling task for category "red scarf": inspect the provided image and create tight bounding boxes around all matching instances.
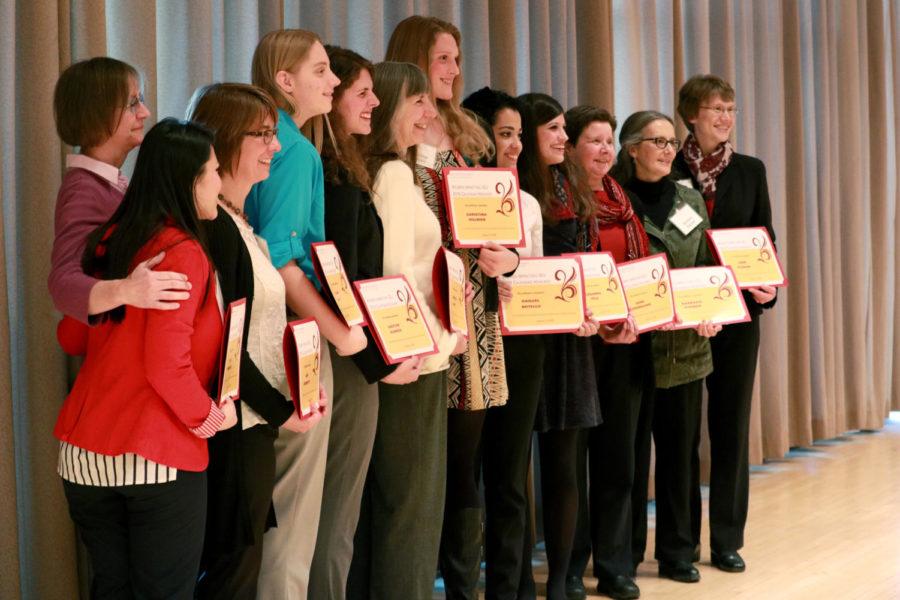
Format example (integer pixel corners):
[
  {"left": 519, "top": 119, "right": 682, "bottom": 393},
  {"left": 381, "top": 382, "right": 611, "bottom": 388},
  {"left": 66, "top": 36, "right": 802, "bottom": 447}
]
[
  {"left": 681, "top": 134, "right": 733, "bottom": 218},
  {"left": 594, "top": 175, "right": 650, "bottom": 260}
]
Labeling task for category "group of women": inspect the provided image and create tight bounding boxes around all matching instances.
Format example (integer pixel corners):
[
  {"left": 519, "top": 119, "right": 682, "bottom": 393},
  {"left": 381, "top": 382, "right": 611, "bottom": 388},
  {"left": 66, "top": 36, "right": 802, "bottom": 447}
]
[{"left": 48, "top": 13, "right": 776, "bottom": 600}]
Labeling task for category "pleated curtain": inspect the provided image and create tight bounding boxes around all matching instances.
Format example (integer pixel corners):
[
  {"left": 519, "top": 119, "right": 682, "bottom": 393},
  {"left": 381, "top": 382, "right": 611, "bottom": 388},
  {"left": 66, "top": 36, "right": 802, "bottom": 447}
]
[{"left": 1, "top": 1, "right": 897, "bottom": 597}]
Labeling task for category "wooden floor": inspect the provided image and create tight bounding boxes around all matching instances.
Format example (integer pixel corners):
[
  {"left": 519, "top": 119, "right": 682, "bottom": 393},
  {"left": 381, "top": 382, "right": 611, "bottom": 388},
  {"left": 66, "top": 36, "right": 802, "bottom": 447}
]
[{"left": 436, "top": 414, "right": 900, "bottom": 599}]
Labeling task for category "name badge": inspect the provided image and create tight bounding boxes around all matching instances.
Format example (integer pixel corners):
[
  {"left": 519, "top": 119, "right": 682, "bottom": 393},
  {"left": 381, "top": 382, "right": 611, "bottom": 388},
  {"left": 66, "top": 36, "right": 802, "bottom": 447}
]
[
  {"left": 416, "top": 143, "right": 438, "bottom": 170},
  {"left": 676, "top": 178, "right": 695, "bottom": 189},
  {"left": 669, "top": 202, "right": 703, "bottom": 236}
]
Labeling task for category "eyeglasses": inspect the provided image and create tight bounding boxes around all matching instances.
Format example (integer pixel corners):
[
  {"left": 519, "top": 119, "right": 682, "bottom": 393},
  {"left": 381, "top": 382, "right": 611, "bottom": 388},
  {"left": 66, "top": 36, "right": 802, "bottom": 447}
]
[
  {"left": 700, "top": 105, "right": 739, "bottom": 117},
  {"left": 640, "top": 137, "right": 681, "bottom": 150},
  {"left": 125, "top": 93, "right": 145, "bottom": 115},
  {"left": 244, "top": 128, "right": 279, "bottom": 144}
]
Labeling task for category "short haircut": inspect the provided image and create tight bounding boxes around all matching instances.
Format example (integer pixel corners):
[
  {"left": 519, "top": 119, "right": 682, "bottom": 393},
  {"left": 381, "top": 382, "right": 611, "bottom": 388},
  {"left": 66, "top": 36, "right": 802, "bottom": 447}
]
[
  {"left": 54, "top": 57, "right": 140, "bottom": 149},
  {"left": 564, "top": 104, "right": 617, "bottom": 145},
  {"left": 188, "top": 83, "right": 278, "bottom": 176},
  {"left": 677, "top": 74, "right": 736, "bottom": 133}
]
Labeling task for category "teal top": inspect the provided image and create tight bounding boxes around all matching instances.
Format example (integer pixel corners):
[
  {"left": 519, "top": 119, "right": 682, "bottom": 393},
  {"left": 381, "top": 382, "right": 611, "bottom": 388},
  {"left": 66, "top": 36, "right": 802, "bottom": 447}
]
[{"left": 245, "top": 109, "right": 324, "bottom": 287}]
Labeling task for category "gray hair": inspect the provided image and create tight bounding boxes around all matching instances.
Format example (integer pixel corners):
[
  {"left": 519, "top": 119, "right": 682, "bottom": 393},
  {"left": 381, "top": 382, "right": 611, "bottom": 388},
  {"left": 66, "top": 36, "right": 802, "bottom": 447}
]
[{"left": 608, "top": 110, "right": 674, "bottom": 185}]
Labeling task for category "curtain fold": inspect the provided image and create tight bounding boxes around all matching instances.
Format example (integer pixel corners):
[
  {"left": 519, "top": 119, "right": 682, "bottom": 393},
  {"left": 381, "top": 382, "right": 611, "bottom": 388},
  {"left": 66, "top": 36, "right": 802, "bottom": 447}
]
[{"left": 2, "top": 1, "right": 898, "bottom": 596}]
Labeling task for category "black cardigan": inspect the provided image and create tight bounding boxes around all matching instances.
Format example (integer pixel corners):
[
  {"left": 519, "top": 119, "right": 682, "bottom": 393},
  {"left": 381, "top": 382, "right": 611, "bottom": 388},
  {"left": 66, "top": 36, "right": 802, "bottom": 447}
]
[
  {"left": 671, "top": 151, "right": 778, "bottom": 317},
  {"left": 324, "top": 175, "right": 395, "bottom": 383}
]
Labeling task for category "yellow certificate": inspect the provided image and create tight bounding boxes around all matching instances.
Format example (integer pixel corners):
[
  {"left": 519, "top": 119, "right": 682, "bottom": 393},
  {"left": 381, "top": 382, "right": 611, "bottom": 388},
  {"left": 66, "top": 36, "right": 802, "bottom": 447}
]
[
  {"left": 311, "top": 242, "right": 365, "bottom": 326},
  {"left": 442, "top": 167, "right": 526, "bottom": 248},
  {"left": 670, "top": 266, "right": 750, "bottom": 328},
  {"left": 283, "top": 319, "right": 321, "bottom": 418},
  {"left": 354, "top": 276, "right": 438, "bottom": 364},
  {"left": 706, "top": 227, "right": 787, "bottom": 288},
  {"left": 499, "top": 257, "right": 586, "bottom": 335},
  {"left": 618, "top": 253, "right": 676, "bottom": 333},
  {"left": 569, "top": 252, "right": 629, "bottom": 324},
  {"left": 432, "top": 248, "right": 468, "bottom": 336},
  {"left": 218, "top": 299, "right": 247, "bottom": 405}
]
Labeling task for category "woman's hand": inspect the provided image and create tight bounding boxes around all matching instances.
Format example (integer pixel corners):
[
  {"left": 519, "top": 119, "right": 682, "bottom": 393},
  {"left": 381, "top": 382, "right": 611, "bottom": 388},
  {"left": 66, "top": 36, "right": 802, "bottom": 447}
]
[
  {"left": 451, "top": 333, "right": 467, "bottom": 355},
  {"left": 217, "top": 399, "right": 238, "bottom": 431},
  {"left": 575, "top": 309, "right": 600, "bottom": 337},
  {"left": 497, "top": 278, "right": 514, "bottom": 303},
  {"left": 281, "top": 386, "right": 330, "bottom": 433},
  {"left": 123, "top": 251, "right": 192, "bottom": 310},
  {"left": 336, "top": 324, "right": 367, "bottom": 356},
  {"left": 464, "top": 281, "right": 475, "bottom": 304},
  {"left": 599, "top": 315, "right": 638, "bottom": 344},
  {"left": 747, "top": 285, "right": 777, "bottom": 304},
  {"left": 477, "top": 242, "right": 519, "bottom": 277},
  {"left": 695, "top": 320, "right": 723, "bottom": 338},
  {"left": 381, "top": 356, "right": 422, "bottom": 385}
]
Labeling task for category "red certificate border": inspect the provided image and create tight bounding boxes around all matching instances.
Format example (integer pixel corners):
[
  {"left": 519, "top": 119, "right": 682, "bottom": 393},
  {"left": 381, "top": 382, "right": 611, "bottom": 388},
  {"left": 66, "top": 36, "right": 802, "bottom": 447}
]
[
  {"left": 617, "top": 252, "right": 677, "bottom": 333},
  {"left": 217, "top": 298, "right": 247, "bottom": 406},
  {"left": 669, "top": 265, "right": 751, "bottom": 330},
  {"left": 706, "top": 227, "right": 788, "bottom": 288},
  {"left": 353, "top": 275, "right": 440, "bottom": 365},
  {"left": 283, "top": 317, "right": 323, "bottom": 420},
  {"left": 441, "top": 166, "right": 527, "bottom": 249},
  {"left": 499, "top": 256, "right": 586, "bottom": 336},
  {"left": 310, "top": 241, "right": 367, "bottom": 327},
  {"left": 563, "top": 251, "right": 630, "bottom": 325}
]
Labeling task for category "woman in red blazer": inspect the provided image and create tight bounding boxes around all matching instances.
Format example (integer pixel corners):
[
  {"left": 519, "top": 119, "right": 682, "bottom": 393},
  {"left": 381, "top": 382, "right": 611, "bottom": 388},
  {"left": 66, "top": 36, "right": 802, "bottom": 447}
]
[{"left": 53, "top": 118, "right": 237, "bottom": 600}]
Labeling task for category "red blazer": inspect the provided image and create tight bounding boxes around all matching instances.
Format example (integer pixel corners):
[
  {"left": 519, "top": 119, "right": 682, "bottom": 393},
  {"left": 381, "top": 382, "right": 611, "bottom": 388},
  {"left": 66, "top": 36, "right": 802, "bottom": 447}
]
[{"left": 54, "top": 227, "right": 223, "bottom": 471}]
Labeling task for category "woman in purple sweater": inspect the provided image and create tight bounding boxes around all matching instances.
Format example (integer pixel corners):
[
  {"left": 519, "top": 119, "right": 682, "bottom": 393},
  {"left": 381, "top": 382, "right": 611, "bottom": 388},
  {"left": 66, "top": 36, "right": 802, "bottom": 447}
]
[{"left": 49, "top": 57, "right": 191, "bottom": 328}]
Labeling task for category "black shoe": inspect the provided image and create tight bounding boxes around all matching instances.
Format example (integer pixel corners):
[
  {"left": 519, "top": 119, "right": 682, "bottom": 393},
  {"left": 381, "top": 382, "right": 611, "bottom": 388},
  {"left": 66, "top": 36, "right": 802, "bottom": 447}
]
[
  {"left": 711, "top": 550, "right": 746, "bottom": 572},
  {"left": 658, "top": 560, "right": 700, "bottom": 583},
  {"left": 692, "top": 544, "right": 701, "bottom": 563},
  {"left": 565, "top": 574, "right": 587, "bottom": 600},
  {"left": 596, "top": 574, "right": 640, "bottom": 599}
]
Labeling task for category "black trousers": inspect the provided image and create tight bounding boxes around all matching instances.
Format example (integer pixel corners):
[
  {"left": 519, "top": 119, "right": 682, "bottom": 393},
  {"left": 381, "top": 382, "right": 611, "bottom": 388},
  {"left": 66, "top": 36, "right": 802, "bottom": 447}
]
[
  {"left": 698, "top": 317, "right": 760, "bottom": 553},
  {"left": 569, "top": 339, "right": 653, "bottom": 580},
  {"left": 63, "top": 469, "right": 207, "bottom": 600},
  {"left": 482, "top": 335, "right": 545, "bottom": 600},
  {"left": 629, "top": 372, "right": 656, "bottom": 569},
  {"left": 650, "top": 380, "right": 703, "bottom": 563},
  {"left": 197, "top": 424, "right": 277, "bottom": 600}
]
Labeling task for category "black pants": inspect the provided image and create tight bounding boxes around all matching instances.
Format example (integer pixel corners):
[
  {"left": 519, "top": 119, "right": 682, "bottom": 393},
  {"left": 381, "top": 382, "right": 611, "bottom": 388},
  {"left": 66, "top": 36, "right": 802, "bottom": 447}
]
[
  {"left": 482, "top": 335, "right": 545, "bottom": 600},
  {"left": 630, "top": 372, "right": 656, "bottom": 569},
  {"left": 63, "top": 469, "right": 207, "bottom": 600},
  {"left": 650, "top": 380, "right": 703, "bottom": 563},
  {"left": 569, "top": 339, "right": 653, "bottom": 580},
  {"left": 197, "top": 424, "right": 277, "bottom": 599},
  {"left": 699, "top": 317, "right": 760, "bottom": 553}
]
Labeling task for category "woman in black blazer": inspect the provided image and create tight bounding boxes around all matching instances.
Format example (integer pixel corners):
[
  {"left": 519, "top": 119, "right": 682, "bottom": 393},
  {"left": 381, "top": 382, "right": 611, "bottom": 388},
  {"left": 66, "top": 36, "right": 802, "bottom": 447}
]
[{"left": 671, "top": 74, "right": 777, "bottom": 574}]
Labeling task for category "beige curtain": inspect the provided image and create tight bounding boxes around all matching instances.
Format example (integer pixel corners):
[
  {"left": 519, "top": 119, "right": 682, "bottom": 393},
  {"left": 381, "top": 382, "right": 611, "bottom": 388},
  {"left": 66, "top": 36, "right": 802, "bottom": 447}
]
[{"left": 1, "top": 0, "right": 896, "bottom": 597}]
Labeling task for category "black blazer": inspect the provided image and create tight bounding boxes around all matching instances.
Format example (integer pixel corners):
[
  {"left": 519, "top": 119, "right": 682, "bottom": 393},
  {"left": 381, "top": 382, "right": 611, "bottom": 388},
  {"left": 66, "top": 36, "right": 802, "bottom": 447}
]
[{"left": 671, "top": 151, "right": 778, "bottom": 316}]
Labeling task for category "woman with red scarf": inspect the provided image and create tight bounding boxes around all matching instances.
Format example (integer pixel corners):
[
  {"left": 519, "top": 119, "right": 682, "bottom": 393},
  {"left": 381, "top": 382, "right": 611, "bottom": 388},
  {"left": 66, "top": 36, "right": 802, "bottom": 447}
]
[
  {"left": 563, "top": 105, "right": 651, "bottom": 600},
  {"left": 671, "top": 75, "right": 777, "bottom": 574}
]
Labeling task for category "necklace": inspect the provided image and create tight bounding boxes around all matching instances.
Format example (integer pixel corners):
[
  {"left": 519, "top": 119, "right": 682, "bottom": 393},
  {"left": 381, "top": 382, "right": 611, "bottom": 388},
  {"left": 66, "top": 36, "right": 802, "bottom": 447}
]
[{"left": 217, "top": 193, "right": 250, "bottom": 227}]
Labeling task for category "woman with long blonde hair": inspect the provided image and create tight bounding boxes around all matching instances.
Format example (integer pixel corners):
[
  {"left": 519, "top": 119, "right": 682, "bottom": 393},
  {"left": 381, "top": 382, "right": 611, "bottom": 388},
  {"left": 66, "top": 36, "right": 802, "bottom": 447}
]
[{"left": 386, "top": 17, "right": 520, "bottom": 598}]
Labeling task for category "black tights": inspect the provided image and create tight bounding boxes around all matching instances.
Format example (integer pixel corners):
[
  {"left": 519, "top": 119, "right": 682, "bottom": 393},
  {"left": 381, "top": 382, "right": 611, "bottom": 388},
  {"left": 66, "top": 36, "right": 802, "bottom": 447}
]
[
  {"left": 538, "top": 429, "right": 580, "bottom": 600},
  {"left": 446, "top": 408, "right": 487, "bottom": 507}
]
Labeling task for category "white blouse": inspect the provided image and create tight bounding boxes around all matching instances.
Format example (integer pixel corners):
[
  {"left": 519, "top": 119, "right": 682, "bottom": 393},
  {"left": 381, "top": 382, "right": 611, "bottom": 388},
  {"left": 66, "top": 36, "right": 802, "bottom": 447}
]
[{"left": 519, "top": 189, "right": 544, "bottom": 258}]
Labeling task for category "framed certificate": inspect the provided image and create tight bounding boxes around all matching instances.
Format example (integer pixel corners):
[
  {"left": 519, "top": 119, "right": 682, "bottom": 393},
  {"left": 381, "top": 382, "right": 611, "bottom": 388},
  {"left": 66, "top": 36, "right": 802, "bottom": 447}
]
[
  {"left": 217, "top": 298, "right": 247, "bottom": 405},
  {"left": 441, "top": 167, "right": 526, "bottom": 248},
  {"left": 670, "top": 266, "right": 751, "bottom": 329},
  {"left": 566, "top": 252, "right": 629, "bottom": 324},
  {"left": 499, "top": 256, "right": 586, "bottom": 335},
  {"left": 617, "top": 253, "right": 676, "bottom": 333},
  {"left": 311, "top": 241, "right": 366, "bottom": 326},
  {"left": 282, "top": 318, "right": 322, "bottom": 418},
  {"left": 706, "top": 227, "right": 787, "bottom": 288},
  {"left": 432, "top": 248, "right": 469, "bottom": 337},
  {"left": 353, "top": 275, "right": 439, "bottom": 364}
]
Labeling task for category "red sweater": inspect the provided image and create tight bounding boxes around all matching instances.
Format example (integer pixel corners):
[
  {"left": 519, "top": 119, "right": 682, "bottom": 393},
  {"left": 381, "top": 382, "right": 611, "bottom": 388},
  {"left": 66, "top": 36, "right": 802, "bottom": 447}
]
[{"left": 54, "top": 227, "right": 223, "bottom": 471}]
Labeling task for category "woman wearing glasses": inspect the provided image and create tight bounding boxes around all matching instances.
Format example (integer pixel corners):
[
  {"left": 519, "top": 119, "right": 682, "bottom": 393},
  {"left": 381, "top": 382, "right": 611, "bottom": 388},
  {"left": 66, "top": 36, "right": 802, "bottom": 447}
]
[
  {"left": 50, "top": 58, "right": 191, "bottom": 340},
  {"left": 609, "top": 111, "right": 720, "bottom": 585},
  {"left": 671, "top": 75, "right": 777, "bottom": 574}
]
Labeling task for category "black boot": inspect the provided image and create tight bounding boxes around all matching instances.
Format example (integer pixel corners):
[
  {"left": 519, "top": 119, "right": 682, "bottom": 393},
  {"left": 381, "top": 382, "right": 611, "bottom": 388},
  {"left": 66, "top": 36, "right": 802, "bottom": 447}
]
[{"left": 440, "top": 507, "right": 484, "bottom": 600}]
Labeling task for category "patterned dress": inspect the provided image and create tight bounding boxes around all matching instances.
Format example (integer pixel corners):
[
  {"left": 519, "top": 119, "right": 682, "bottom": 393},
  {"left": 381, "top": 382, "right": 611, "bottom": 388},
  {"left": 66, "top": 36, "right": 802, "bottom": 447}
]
[{"left": 415, "top": 147, "right": 508, "bottom": 410}]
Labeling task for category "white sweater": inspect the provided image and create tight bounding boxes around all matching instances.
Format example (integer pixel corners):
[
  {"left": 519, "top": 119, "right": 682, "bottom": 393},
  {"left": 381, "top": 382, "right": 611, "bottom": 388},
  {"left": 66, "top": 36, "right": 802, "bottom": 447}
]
[{"left": 371, "top": 160, "right": 458, "bottom": 374}]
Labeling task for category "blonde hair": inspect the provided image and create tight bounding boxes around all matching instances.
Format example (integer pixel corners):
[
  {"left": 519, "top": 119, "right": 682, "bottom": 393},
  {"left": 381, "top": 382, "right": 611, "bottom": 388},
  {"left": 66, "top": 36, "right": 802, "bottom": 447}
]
[
  {"left": 385, "top": 15, "right": 492, "bottom": 162},
  {"left": 251, "top": 28, "right": 326, "bottom": 151}
]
